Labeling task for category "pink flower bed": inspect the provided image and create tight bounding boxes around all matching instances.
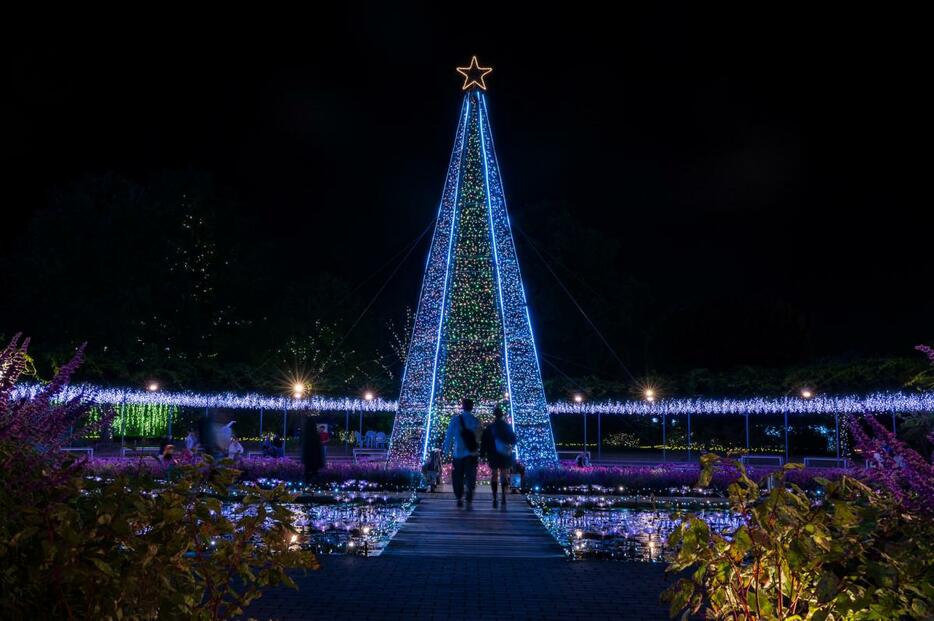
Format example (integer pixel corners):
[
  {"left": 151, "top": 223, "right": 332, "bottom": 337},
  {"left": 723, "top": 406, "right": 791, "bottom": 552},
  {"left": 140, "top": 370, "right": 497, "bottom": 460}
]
[
  {"left": 527, "top": 462, "right": 855, "bottom": 494},
  {"left": 84, "top": 456, "right": 419, "bottom": 489}
]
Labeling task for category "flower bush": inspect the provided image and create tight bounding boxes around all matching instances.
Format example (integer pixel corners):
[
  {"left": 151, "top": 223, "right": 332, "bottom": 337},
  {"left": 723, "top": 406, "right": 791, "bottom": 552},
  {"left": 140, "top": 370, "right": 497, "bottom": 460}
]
[
  {"left": 663, "top": 419, "right": 934, "bottom": 620},
  {"left": 84, "top": 456, "right": 421, "bottom": 490},
  {"left": 525, "top": 462, "right": 853, "bottom": 495},
  {"left": 0, "top": 336, "right": 318, "bottom": 620}
]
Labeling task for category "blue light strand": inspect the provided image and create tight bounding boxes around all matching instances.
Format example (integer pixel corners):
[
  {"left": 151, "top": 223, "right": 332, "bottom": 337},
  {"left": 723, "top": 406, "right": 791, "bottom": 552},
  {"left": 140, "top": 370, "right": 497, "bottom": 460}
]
[
  {"left": 11, "top": 384, "right": 934, "bottom": 417},
  {"left": 388, "top": 88, "right": 559, "bottom": 468},
  {"left": 478, "top": 92, "right": 558, "bottom": 466},
  {"left": 421, "top": 96, "right": 470, "bottom": 461},
  {"left": 387, "top": 96, "right": 470, "bottom": 468}
]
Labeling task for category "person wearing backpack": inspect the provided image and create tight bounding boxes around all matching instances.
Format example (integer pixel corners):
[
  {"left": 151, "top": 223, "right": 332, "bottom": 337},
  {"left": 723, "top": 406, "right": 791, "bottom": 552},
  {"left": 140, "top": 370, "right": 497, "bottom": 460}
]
[
  {"left": 480, "top": 405, "right": 517, "bottom": 510},
  {"left": 442, "top": 397, "right": 481, "bottom": 509}
]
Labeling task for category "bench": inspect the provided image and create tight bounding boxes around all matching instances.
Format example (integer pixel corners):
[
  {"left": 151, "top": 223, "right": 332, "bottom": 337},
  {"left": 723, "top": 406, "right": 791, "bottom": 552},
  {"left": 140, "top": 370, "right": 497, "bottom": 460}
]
[
  {"left": 353, "top": 448, "right": 388, "bottom": 464},
  {"left": 803, "top": 457, "right": 852, "bottom": 468},
  {"left": 62, "top": 447, "right": 94, "bottom": 458},
  {"left": 121, "top": 446, "right": 160, "bottom": 457},
  {"left": 740, "top": 454, "right": 784, "bottom": 467}
]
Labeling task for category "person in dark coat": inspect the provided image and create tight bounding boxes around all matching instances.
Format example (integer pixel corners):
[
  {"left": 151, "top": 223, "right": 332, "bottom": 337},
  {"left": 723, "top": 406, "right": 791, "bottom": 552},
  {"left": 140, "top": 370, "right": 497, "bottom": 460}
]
[
  {"left": 301, "top": 417, "right": 325, "bottom": 484},
  {"left": 480, "top": 405, "right": 517, "bottom": 510}
]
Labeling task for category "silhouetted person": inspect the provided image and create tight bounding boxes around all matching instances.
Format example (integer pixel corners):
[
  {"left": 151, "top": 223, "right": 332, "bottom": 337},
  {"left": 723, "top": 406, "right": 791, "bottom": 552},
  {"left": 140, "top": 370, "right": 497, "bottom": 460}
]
[
  {"left": 480, "top": 405, "right": 517, "bottom": 509},
  {"left": 158, "top": 437, "right": 175, "bottom": 461},
  {"left": 443, "top": 398, "right": 481, "bottom": 509},
  {"left": 184, "top": 430, "right": 200, "bottom": 454},
  {"left": 318, "top": 424, "right": 331, "bottom": 457},
  {"left": 198, "top": 413, "right": 221, "bottom": 458},
  {"left": 302, "top": 417, "right": 325, "bottom": 483}
]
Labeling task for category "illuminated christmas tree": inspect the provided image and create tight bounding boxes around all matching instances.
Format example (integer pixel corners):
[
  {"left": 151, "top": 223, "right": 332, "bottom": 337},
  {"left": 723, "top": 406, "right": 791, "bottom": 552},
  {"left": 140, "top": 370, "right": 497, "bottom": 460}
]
[{"left": 388, "top": 58, "right": 558, "bottom": 469}]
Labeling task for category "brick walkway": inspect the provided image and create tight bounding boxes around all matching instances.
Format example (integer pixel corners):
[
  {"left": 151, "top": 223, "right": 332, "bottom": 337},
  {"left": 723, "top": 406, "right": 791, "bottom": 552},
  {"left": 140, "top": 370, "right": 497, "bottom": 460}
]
[{"left": 244, "top": 555, "right": 676, "bottom": 620}]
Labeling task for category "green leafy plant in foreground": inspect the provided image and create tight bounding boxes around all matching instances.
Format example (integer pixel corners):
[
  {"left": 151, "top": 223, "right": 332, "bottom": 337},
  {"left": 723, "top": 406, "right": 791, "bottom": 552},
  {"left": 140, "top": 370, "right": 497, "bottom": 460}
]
[
  {"left": 663, "top": 454, "right": 934, "bottom": 620},
  {"left": 0, "top": 336, "right": 318, "bottom": 619},
  {"left": 1, "top": 451, "right": 320, "bottom": 620}
]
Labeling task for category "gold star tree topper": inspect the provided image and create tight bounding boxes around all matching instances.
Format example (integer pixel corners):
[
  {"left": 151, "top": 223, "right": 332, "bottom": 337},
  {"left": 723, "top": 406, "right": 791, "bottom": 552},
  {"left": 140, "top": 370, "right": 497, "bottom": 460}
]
[{"left": 456, "top": 56, "right": 493, "bottom": 90}]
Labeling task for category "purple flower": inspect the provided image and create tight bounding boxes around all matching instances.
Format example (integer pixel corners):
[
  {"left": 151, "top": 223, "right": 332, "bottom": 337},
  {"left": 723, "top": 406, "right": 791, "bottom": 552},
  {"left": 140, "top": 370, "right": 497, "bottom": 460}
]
[{"left": 848, "top": 413, "right": 934, "bottom": 516}]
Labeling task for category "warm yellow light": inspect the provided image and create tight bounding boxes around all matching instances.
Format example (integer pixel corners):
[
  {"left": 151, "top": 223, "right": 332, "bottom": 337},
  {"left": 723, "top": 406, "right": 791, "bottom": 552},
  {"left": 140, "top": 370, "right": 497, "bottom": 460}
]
[
  {"left": 456, "top": 56, "right": 493, "bottom": 91},
  {"left": 147, "top": 382, "right": 159, "bottom": 392},
  {"left": 801, "top": 389, "right": 813, "bottom": 399},
  {"left": 573, "top": 394, "right": 583, "bottom": 404},
  {"left": 644, "top": 389, "right": 655, "bottom": 398},
  {"left": 575, "top": 529, "right": 583, "bottom": 539},
  {"left": 290, "top": 534, "right": 298, "bottom": 543},
  {"left": 362, "top": 526, "right": 371, "bottom": 535},
  {"left": 364, "top": 391, "right": 374, "bottom": 401},
  {"left": 293, "top": 382, "right": 305, "bottom": 394},
  {"left": 646, "top": 395, "right": 656, "bottom": 403}
]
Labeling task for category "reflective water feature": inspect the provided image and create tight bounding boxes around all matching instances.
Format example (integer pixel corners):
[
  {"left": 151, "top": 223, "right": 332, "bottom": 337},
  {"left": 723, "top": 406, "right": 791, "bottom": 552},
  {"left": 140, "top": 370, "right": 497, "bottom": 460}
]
[
  {"left": 221, "top": 490, "right": 417, "bottom": 557},
  {"left": 289, "top": 492, "right": 417, "bottom": 556},
  {"left": 529, "top": 494, "right": 742, "bottom": 561}
]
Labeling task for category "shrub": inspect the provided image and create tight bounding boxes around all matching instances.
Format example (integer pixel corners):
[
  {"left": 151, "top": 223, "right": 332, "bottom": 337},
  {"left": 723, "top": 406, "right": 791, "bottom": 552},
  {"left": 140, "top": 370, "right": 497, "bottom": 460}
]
[
  {"left": 0, "top": 336, "right": 318, "bottom": 619},
  {"left": 663, "top": 452, "right": 934, "bottom": 620},
  {"left": 82, "top": 456, "right": 421, "bottom": 490}
]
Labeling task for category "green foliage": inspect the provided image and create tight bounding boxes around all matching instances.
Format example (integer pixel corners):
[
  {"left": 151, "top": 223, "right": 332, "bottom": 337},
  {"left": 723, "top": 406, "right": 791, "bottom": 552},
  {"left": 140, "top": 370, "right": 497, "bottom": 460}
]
[
  {"left": 898, "top": 414, "right": 934, "bottom": 457},
  {"left": 0, "top": 450, "right": 318, "bottom": 620},
  {"left": 663, "top": 455, "right": 934, "bottom": 620}
]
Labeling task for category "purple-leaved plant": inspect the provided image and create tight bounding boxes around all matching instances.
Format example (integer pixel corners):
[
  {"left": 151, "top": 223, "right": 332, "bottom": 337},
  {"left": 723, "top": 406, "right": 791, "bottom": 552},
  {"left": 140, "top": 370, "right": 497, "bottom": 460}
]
[
  {"left": 0, "top": 334, "right": 114, "bottom": 489},
  {"left": 849, "top": 413, "right": 934, "bottom": 516},
  {"left": 915, "top": 343, "right": 934, "bottom": 365}
]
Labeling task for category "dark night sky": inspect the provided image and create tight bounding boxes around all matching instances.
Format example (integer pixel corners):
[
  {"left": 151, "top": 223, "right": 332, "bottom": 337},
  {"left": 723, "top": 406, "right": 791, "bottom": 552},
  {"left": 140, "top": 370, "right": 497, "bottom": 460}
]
[{"left": 1, "top": 6, "right": 929, "bottom": 383}]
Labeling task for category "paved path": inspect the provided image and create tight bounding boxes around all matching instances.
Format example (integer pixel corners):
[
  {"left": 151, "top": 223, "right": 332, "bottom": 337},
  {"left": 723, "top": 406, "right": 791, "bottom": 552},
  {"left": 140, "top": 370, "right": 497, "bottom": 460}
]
[
  {"left": 245, "top": 487, "right": 677, "bottom": 620},
  {"left": 383, "top": 485, "right": 565, "bottom": 558},
  {"left": 245, "top": 555, "right": 676, "bottom": 620}
]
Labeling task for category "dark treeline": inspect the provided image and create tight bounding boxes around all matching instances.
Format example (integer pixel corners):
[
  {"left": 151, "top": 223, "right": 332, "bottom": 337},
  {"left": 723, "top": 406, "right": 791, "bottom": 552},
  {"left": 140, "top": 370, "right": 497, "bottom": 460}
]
[{"left": 1, "top": 170, "right": 929, "bottom": 398}]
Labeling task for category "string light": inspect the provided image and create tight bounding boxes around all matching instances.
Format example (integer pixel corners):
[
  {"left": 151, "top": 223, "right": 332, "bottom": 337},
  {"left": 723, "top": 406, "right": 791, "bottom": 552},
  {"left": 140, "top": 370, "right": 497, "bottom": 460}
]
[
  {"left": 548, "top": 392, "right": 928, "bottom": 416},
  {"left": 388, "top": 85, "right": 558, "bottom": 468},
  {"left": 10, "top": 384, "right": 395, "bottom": 412},
  {"left": 455, "top": 55, "right": 493, "bottom": 91},
  {"left": 10, "top": 384, "right": 932, "bottom": 417}
]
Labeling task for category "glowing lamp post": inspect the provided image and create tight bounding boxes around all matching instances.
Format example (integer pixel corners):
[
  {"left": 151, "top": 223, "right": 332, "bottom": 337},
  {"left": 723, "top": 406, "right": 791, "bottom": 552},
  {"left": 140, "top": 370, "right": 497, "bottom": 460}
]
[
  {"left": 293, "top": 383, "right": 305, "bottom": 400},
  {"left": 362, "top": 525, "right": 372, "bottom": 557},
  {"left": 573, "top": 394, "right": 588, "bottom": 461},
  {"left": 285, "top": 383, "right": 305, "bottom": 455},
  {"left": 645, "top": 389, "right": 666, "bottom": 462},
  {"left": 147, "top": 382, "right": 170, "bottom": 439},
  {"left": 358, "top": 391, "right": 375, "bottom": 452}
]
